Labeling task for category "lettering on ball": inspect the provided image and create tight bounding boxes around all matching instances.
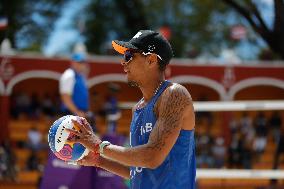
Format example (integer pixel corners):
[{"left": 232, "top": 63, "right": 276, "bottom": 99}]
[{"left": 57, "top": 125, "right": 66, "bottom": 144}]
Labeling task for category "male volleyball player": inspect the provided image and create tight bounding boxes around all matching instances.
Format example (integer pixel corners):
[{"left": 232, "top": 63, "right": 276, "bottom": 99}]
[{"left": 67, "top": 30, "right": 196, "bottom": 189}]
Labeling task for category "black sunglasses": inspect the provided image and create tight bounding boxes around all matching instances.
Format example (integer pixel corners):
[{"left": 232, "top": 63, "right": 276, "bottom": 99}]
[
  {"left": 123, "top": 50, "right": 141, "bottom": 64},
  {"left": 123, "top": 50, "right": 134, "bottom": 63},
  {"left": 123, "top": 50, "right": 162, "bottom": 64}
]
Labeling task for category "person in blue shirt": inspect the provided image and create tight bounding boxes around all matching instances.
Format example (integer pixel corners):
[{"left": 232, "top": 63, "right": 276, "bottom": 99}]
[
  {"left": 104, "top": 83, "right": 122, "bottom": 134},
  {"left": 59, "top": 53, "right": 89, "bottom": 117},
  {"left": 67, "top": 30, "right": 196, "bottom": 189}
]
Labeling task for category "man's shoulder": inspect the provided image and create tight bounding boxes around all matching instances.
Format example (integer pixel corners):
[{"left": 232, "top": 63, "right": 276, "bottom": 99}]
[
  {"left": 163, "top": 82, "right": 192, "bottom": 101},
  {"left": 61, "top": 68, "right": 75, "bottom": 79},
  {"left": 154, "top": 82, "right": 193, "bottom": 115}
]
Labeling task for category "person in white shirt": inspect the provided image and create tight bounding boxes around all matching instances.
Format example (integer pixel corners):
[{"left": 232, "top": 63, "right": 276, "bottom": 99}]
[{"left": 59, "top": 53, "right": 89, "bottom": 117}]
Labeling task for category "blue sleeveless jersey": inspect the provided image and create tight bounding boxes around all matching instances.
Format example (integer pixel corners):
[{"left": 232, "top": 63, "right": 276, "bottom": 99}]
[
  {"left": 129, "top": 81, "right": 196, "bottom": 189},
  {"left": 72, "top": 71, "right": 89, "bottom": 111},
  {"left": 61, "top": 69, "right": 89, "bottom": 112}
]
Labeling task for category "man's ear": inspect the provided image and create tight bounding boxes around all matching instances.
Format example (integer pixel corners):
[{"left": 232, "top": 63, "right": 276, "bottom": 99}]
[{"left": 146, "top": 54, "right": 159, "bottom": 67}]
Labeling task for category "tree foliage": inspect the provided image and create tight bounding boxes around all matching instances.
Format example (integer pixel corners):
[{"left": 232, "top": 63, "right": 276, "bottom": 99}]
[
  {"left": 83, "top": 0, "right": 284, "bottom": 59},
  {"left": 83, "top": 0, "right": 148, "bottom": 54},
  {"left": 2, "top": 0, "right": 283, "bottom": 59},
  {"left": 83, "top": 0, "right": 243, "bottom": 57},
  {"left": 221, "top": 0, "right": 284, "bottom": 59},
  {"left": 0, "top": 0, "right": 66, "bottom": 50}
]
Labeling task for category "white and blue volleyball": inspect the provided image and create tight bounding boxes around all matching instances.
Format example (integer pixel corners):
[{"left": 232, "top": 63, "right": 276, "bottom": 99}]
[{"left": 48, "top": 115, "right": 89, "bottom": 162}]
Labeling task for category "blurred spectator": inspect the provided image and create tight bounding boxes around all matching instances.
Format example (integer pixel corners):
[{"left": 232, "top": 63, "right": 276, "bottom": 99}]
[
  {"left": 273, "top": 125, "right": 284, "bottom": 169},
  {"left": 196, "top": 134, "right": 214, "bottom": 168},
  {"left": 104, "top": 83, "right": 121, "bottom": 134},
  {"left": 242, "top": 139, "right": 253, "bottom": 169},
  {"left": 52, "top": 93, "right": 62, "bottom": 118},
  {"left": 0, "top": 141, "right": 17, "bottom": 181},
  {"left": 212, "top": 137, "right": 226, "bottom": 168},
  {"left": 228, "top": 113, "right": 253, "bottom": 169},
  {"left": 10, "top": 93, "right": 19, "bottom": 119},
  {"left": 253, "top": 112, "right": 268, "bottom": 155},
  {"left": 92, "top": 91, "right": 106, "bottom": 117},
  {"left": 271, "top": 127, "right": 284, "bottom": 186},
  {"left": 16, "top": 92, "right": 31, "bottom": 117},
  {"left": 228, "top": 131, "right": 243, "bottom": 168},
  {"left": 59, "top": 53, "right": 89, "bottom": 117},
  {"left": 27, "top": 126, "right": 43, "bottom": 151},
  {"left": 240, "top": 112, "right": 255, "bottom": 144},
  {"left": 30, "top": 93, "right": 41, "bottom": 119},
  {"left": 26, "top": 151, "right": 40, "bottom": 171},
  {"left": 0, "top": 145, "right": 5, "bottom": 180},
  {"left": 229, "top": 116, "right": 239, "bottom": 134},
  {"left": 269, "top": 111, "right": 282, "bottom": 143},
  {"left": 41, "top": 93, "right": 55, "bottom": 117}
]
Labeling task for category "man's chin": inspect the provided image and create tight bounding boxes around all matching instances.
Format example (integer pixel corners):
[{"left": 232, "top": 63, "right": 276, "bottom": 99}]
[{"left": 128, "top": 80, "right": 139, "bottom": 87}]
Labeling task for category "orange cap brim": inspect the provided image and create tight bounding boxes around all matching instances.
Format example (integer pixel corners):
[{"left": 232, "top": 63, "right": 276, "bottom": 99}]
[{"left": 112, "top": 41, "right": 129, "bottom": 54}]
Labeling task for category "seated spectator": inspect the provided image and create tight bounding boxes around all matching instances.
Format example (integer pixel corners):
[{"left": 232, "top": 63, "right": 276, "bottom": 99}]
[
  {"left": 271, "top": 126, "right": 284, "bottom": 186},
  {"left": 242, "top": 139, "right": 253, "bottom": 169},
  {"left": 273, "top": 126, "right": 284, "bottom": 170},
  {"left": 253, "top": 112, "right": 268, "bottom": 155},
  {"left": 10, "top": 93, "right": 19, "bottom": 119},
  {"left": 212, "top": 137, "right": 226, "bottom": 168},
  {"left": 30, "top": 93, "right": 41, "bottom": 119},
  {"left": 0, "top": 141, "right": 17, "bottom": 181},
  {"left": 104, "top": 83, "right": 121, "bottom": 134},
  {"left": 269, "top": 111, "right": 282, "bottom": 143},
  {"left": 27, "top": 126, "right": 43, "bottom": 151},
  {"left": 228, "top": 131, "right": 243, "bottom": 168},
  {"left": 229, "top": 116, "right": 240, "bottom": 135},
  {"left": 196, "top": 134, "right": 214, "bottom": 168},
  {"left": 0, "top": 145, "right": 6, "bottom": 180},
  {"left": 41, "top": 93, "right": 55, "bottom": 117},
  {"left": 53, "top": 93, "right": 63, "bottom": 118},
  {"left": 16, "top": 92, "right": 31, "bottom": 117},
  {"left": 26, "top": 151, "right": 40, "bottom": 171},
  {"left": 240, "top": 112, "right": 255, "bottom": 144},
  {"left": 253, "top": 136, "right": 267, "bottom": 156}
]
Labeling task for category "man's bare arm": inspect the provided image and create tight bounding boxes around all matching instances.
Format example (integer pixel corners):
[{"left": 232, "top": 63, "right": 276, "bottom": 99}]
[
  {"left": 103, "top": 84, "right": 194, "bottom": 168},
  {"left": 97, "top": 156, "right": 130, "bottom": 179},
  {"left": 77, "top": 152, "right": 130, "bottom": 179}
]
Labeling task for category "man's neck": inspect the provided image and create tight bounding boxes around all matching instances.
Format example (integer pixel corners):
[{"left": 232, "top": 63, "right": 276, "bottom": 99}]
[{"left": 140, "top": 75, "right": 165, "bottom": 102}]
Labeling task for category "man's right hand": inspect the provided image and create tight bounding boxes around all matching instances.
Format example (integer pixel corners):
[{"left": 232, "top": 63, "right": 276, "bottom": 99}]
[
  {"left": 77, "top": 152, "right": 101, "bottom": 167},
  {"left": 66, "top": 118, "right": 102, "bottom": 152}
]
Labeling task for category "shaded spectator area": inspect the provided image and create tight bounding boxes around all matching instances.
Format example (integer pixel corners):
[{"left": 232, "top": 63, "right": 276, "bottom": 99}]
[
  {"left": 10, "top": 78, "right": 60, "bottom": 120},
  {"left": 5, "top": 78, "right": 60, "bottom": 187}
]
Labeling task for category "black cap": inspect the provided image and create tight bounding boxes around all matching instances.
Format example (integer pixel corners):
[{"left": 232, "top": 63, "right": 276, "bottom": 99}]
[{"left": 112, "top": 30, "right": 173, "bottom": 64}]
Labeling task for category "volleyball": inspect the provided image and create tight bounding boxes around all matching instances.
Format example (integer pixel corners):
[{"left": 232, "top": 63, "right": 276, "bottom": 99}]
[{"left": 48, "top": 115, "right": 89, "bottom": 162}]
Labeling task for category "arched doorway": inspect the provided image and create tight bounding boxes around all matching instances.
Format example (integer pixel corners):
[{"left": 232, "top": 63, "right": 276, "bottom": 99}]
[
  {"left": 234, "top": 86, "right": 284, "bottom": 100},
  {"left": 170, "top": 75, "right": 226, "bottom": 100},
  {"left": 10, "top": 78, "right": 60, "bottom": 119}
]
